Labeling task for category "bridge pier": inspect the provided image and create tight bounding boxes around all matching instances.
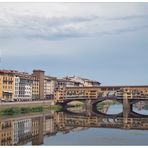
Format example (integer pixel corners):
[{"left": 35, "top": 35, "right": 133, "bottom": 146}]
[
  {"left": 122, "top": 93, "right": 132, "bottom": 128},
  {"left": 123, "top": 98, "right": 132, "bottom": 113},
  {"left": 83, "top": 99, "right": 93, "bottom": 116}
]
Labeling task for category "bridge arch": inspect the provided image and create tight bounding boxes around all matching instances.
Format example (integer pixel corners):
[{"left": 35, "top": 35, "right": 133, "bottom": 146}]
[
  {"left": 93, "top": 97, "right": 122, "bottom": 104},
  {"left": 91, "top": 98, "right": 123, "bottom": 117},
  {"left": 92, "top": 106, "right": 123, "bottom": 118},
  {"left": 128, "top": 110, "right": 148, "bottom": 118},
  {"left": 129, "top": 99, "right": 148, "bottom": 105},
  {"left": 56, "top": 99, "right": 86, "bottom": 107}
]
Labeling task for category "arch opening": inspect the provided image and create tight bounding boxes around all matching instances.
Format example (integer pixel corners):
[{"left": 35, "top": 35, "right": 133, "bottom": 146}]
[
  {"left": 132, "top": 101, "right": 148, "bottom": 116},
  {"left": 94, "top": 100, "right": 123, "bottom": 115},
  {"left": 66, "top": 101, "right": 85, "bottom": 113}
]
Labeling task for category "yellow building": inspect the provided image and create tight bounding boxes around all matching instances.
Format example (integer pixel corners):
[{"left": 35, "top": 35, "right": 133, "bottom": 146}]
[
  {"left": 32, "top": 75, "right": 40, "bottom": 100},
  {"left": 0, "top": 70, "right": 15, "bottom": 101}
]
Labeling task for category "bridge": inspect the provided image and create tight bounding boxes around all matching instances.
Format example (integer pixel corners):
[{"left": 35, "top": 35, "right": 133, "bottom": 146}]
[{"left": 54, "top": 86, "right": 148, "bottom": 116}]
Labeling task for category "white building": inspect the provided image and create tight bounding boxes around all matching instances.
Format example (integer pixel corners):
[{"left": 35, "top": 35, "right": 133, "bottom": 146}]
[
  {"left": 14, "top": 76, "right": 20, "bottom": 100},
  {"left": 56, "top": 78, "right": 83, "bottom": 89},
  {"left": 18, "top": 78, "right": 32, "bottom": 101},
  {"left": 63, "top": 76, "right": 101, "bottom": 87},
  {"left": 14, "top": 72, "right": 33, "bottom": 101}
]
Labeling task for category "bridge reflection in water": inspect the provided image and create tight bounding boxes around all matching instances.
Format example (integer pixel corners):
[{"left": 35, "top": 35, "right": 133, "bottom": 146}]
[{"left": 0, "top": 106, "right": 148, "bottom": 146}]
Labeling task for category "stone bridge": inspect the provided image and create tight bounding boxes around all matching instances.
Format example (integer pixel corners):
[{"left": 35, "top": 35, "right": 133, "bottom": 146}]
[{"left": 55, "top": 86, "right": 148, "bottom": 117}]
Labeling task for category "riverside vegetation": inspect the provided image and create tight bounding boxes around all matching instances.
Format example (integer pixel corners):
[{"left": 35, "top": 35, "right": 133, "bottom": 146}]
[
  {"left": 0, "top": 105, "right": 62, "bottom": 115},
  {"left": 0, "top": 106, "right": 43, "bottom": 115},
  {"left": 0, "top": 100, "right": 118, "bottom": 116}
]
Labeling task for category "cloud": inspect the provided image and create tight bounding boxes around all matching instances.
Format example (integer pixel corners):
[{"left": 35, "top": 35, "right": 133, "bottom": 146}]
[
  {"left": 94, "top": 24, "right": 148, "bottom": 36},
  {"left": 114, "top": 25, "right": 148, "bottom": 34},
  {"left": 108, "top": 14, "right": 148, "bottom": 21},
  {"left": 0, "top": 15, "right": 98, "bottom": 40},
  {"left": 0, "top": 3, "right": 148, "bottom": 40}
]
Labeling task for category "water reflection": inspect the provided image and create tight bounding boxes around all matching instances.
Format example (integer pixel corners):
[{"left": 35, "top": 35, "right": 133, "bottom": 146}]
[
  {"left": 96, "top": 100, "right": 123, "bottom": 114},
  {"left": 0, "top": 102, "right": 148, "bottom": 146},
  {"left": 133, "top": 101, "right": 148, "bottom": 115}
]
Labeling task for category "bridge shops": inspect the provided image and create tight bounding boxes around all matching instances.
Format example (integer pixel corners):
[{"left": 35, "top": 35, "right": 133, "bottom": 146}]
[
  {"left": 100, "top": 85, "right": 148, "bottom": 98},
  {"left": 54, "top": 87, "right": 101, "bottom": 103},
  {"left": 54, "top": 85, "right": 148, "bottom": 103}
]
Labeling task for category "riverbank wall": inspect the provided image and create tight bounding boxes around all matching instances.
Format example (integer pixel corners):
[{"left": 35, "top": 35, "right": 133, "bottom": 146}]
[{"left": 0, "top": 100, "right": 54, "bottom": 111}]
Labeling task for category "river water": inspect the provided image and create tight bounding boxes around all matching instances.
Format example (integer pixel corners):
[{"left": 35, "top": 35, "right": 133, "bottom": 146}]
[{"left": 0, "top": 101, "right": 148, "bottom": 146}]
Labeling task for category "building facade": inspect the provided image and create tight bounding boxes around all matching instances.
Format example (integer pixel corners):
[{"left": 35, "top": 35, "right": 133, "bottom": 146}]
[
  {"left": 13, "top": 72, "right": 33, "bottom": 101},
  {"left": 0, "top": 70, "right": 15, "bottom": 102},
  {"left": 63, "top": 76, "right": 101, "bottom": 87},
  {"left": 44, "top": 76, "right": 57, "bottom": 99},
  {"left": 32, "top": 70, "right": 45, "bottom": 100},
  {"left": 14, "top": 76, "right": 20, "bottom": 100},
  {"left": 56, "top": 78, "right": 83, "bottom": 89},
  {"left": 32, "top": 75, "right": 40, "bottom": 100}
]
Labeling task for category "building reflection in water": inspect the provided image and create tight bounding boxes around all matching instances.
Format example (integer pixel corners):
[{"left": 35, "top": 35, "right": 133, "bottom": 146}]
[{"left": 0, "top": 105, "right": 148, "bottom": 146}]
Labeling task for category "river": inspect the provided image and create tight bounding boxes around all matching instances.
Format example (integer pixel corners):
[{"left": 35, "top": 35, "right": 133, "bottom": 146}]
[{"left": 0, "top": 101, "right": 148, "bottom": 146}]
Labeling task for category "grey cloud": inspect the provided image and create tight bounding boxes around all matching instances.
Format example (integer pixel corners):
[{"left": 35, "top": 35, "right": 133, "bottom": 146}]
[
  {"left": 108, "top": 15, "right": 148, "bottom": 21},
  {"left": 94, "top": 25, "right": 148, "bottom": 37},
  {"left": 27, "top": 29, "right": 87, "bottom": 40},
  {"left": 15, "top": 15, "right": 98, "bottom": 27},
  {"left": 0, "top": 15, "right": 97, "bottom": 39},
  {"left": 0, "top": 13, "right": 148, "bottom": 40},
  {"left": 113, "top": 25, "right": 148, "bottom": 34}
]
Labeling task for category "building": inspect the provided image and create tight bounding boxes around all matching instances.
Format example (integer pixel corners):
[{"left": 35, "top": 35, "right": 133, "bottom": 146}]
[
  {"left": 32, "top": 70, "right": 57, "bottom": 100},
  {"left": 63, "top": 76, "right": 101, "bottom": 87},
  {"left": 56, "top": 78, "right": 83, "bottom": 89},
  {"left": 0, "top": 70, "right": 33, "bottom": 102},
  {"left": 44, "top": 76, "right": 57, "bottom": 99},
  {"left": 54, "top": 88, "right": 66, "bottom": 102},
  {"left": 32, "top": 70, "right": 45, "bottom": 100},
  {"left": 0, "top": 70, "right": 15, "bottom": 102},
  {"left": 14, "top": 72, "right": 33, "bottom": 101},
  {"left": 32, "top": 75, "right": 40, "bottom": 100},
  {"left": 14, "top": 76, "right": 20, "bottom": 100}
]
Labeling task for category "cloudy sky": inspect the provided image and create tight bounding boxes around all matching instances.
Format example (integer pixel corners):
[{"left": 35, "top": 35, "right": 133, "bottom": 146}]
[{"left": 0, "top": 3, "right": 148, "bottom": 85}]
